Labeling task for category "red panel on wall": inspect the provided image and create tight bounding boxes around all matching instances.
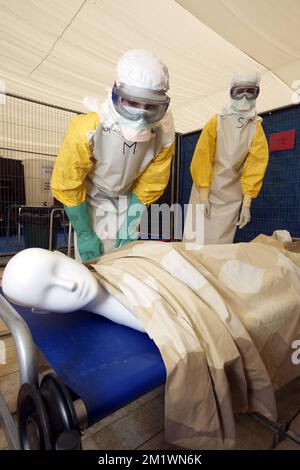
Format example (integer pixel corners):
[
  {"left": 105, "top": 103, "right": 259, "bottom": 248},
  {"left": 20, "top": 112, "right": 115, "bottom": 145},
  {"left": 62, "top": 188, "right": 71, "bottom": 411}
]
[{"left": 269, "top": 129, "right": 296, "bottom": 152}]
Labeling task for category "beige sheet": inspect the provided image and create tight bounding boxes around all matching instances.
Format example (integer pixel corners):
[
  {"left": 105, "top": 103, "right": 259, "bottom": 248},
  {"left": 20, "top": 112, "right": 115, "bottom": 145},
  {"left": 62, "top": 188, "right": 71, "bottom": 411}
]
[{"left": 90, "top": 235, "right": 300, "bottom": 449}]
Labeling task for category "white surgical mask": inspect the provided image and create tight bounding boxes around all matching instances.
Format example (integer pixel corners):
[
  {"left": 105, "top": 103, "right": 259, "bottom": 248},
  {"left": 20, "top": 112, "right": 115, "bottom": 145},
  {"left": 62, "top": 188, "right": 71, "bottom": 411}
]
[
  {"left": 117, "top": 114, "right": 153, "bottom": 142},
  {"left": 231, "top": 97, "right": 255, "bottom": 113}
]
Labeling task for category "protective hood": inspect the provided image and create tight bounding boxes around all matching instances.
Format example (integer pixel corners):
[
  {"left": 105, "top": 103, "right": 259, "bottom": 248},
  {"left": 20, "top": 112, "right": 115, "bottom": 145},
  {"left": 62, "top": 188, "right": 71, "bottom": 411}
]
[
  {"left": 221, "top": 71, "right": 261, "bottom": 119},
  {"left": 116, "top": 49, "right": 169, "bottom": 93}
]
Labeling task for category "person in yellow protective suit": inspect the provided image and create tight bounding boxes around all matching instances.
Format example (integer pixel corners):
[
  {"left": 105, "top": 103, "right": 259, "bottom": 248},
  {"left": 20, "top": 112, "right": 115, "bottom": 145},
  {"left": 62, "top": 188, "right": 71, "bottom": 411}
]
[
  {"left": 51, "top": 49, "right": 175, "bottom": 262},
  {"left": 184, "top": 72, "right": 269, "bottom": 245}
]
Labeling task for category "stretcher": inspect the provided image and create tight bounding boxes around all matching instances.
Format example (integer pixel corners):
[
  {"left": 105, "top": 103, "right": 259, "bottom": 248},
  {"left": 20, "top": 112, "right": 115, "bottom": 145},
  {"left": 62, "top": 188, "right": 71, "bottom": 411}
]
[{"left": 0, "top": 289, "right": 166, "bottom": 450}]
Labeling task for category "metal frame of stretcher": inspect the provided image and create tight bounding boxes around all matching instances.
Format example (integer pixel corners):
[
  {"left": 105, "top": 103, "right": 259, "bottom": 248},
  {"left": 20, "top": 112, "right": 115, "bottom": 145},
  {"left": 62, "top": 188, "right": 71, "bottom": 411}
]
[
  {"left": 0, "top": 292, "right": 166, "bottom": 450},
  {"left": 2, "top": 287, "right": 300, "bottom": 450}
]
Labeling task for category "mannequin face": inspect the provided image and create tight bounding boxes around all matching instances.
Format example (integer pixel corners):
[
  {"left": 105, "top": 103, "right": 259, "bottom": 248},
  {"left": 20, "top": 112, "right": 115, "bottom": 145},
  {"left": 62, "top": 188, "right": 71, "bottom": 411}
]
[{"left": 2, "top": 248, "right": 100, "bottom": 313}]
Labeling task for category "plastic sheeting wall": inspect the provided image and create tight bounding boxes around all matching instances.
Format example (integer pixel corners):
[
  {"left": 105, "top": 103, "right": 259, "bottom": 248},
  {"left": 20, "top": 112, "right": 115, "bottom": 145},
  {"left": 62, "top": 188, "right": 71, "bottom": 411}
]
[{"left": 179, "top": 104, "right": 300, "bottom": 241}]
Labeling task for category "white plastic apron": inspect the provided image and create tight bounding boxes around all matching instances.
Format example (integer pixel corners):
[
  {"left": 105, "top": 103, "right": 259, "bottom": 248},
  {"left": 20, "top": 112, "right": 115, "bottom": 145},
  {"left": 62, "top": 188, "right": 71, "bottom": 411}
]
[
  {"left": 79, "top": 122, "right": 163, "bottom": 254},
  {"left": 184, "top": 114, "right": 257, "bottom": 244}
]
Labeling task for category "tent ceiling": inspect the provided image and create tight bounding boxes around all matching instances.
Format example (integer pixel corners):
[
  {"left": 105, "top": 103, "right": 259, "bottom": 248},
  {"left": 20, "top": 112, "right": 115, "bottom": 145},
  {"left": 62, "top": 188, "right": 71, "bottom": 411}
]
[
  {"left": 176, "top": 0, "right": 300, "bottom": 86},
  {"left": 0, "top": 0, "right": 298, "bottom": 133}
]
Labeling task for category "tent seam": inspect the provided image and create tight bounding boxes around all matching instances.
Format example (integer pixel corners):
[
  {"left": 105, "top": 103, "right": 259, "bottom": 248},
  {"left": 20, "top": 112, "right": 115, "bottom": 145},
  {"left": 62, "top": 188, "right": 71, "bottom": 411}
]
[{"left": 27, "top": 0, "right": 88, "bottom": 78}]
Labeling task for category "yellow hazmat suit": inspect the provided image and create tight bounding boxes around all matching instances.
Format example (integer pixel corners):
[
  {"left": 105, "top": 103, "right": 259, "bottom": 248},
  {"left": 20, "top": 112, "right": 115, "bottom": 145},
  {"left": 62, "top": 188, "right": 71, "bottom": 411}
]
[
  {"left": 51, "top": 111, "right": 174, "bottom": 252},
  {"left": 184, "top": 112, "right": 269, "bottom": 244}
]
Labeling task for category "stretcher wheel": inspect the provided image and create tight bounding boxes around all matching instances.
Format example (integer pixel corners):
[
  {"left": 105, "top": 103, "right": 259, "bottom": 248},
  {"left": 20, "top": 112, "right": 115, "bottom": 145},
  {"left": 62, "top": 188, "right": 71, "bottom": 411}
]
[
  {"left": 17, "top": 374, "right": 82, "bottom": 450},
  {"left": 55, "top": 429, "right": 82, "bottom": 450},
  {"left": 17, "top": 383, "right": 53, "bottom": 450},
  {"left": 40, "top": 373, "right": 81, "bottom": 450}
]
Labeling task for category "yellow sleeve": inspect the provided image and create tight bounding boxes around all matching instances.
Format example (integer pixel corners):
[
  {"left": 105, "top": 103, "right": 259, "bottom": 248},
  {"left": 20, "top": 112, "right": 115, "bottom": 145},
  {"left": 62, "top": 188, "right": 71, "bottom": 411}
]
[
  {"left": 190, "top": 114, "right": 217, "bottom": 188},
  {"left": 51, "top": 112, "right": 99, "bottom": 207},
  {"left": 132, "top": 143, "right": 175, "bottom": 205},
  {"left": 241, "top": 121, "right": 269, "bottom": 198}
]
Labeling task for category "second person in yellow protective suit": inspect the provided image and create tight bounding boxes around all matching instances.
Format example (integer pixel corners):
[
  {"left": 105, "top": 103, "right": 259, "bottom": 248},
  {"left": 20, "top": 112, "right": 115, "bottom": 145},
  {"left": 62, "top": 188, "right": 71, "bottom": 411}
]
[
  {"left": 184, "top": 72, "right": 269, "bottom": 245},
  {"left": 51, "top": 49, "right": 175, "bottom": 261}
]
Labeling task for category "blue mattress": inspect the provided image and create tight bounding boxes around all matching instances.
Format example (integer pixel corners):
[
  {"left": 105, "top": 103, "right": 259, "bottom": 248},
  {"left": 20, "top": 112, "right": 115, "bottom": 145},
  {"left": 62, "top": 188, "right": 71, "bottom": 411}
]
[{"left": 0, "top": 288, "right": 166, "bottom": 426}]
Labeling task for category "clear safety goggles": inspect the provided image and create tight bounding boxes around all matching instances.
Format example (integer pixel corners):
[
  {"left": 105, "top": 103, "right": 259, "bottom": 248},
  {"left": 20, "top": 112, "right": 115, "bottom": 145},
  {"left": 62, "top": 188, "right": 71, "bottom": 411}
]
[
  {"left": 112, "top": 83, "right": 170, "bottom": 123},
  {"left": 230, "top": 84, "right": 260, "bottom": 101}
]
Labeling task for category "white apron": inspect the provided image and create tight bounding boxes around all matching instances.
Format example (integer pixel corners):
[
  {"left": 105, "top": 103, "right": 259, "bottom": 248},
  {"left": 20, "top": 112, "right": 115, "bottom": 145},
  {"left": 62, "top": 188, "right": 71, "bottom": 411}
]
[
  {"left": 184, "top": 114, "right": 257, "bottom": 244},
  {"left": 79, "top": 121, "right": 163, "bottom": 255}
]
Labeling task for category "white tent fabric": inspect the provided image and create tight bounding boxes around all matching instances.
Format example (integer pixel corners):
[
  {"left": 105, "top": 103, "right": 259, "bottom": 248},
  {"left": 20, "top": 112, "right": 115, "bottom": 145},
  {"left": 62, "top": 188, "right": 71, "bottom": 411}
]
[
  {"left": 0, "top": 0, "right": 298, "bottom": 133},
  {"left": 177, "top": 0, "right": 300, "bottom": 90}
]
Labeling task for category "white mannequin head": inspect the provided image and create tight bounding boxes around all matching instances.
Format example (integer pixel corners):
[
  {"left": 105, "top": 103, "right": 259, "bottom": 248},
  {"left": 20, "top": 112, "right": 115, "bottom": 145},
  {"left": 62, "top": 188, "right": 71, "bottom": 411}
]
[
  {"left": 2, "top": 248, "right": 100, "bottom": 312},
  {"left": 2, "top": 248, "right": 145, "bottom": 333}
]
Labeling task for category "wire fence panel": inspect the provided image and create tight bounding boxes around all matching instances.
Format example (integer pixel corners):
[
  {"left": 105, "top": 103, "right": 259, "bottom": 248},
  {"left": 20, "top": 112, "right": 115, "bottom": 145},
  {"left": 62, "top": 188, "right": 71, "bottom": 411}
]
[{"left": 0, "top": 93, "right": 80, "bottom": 256}]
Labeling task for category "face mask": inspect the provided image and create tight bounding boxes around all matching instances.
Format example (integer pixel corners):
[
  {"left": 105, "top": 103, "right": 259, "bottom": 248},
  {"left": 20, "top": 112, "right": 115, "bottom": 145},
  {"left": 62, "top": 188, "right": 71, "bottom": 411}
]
[
  {"left": 231, "top": 97, "right": 255, "bottom": 113},
  {"left": 117, "top": 114, "right": 153, "bottom": 142}
]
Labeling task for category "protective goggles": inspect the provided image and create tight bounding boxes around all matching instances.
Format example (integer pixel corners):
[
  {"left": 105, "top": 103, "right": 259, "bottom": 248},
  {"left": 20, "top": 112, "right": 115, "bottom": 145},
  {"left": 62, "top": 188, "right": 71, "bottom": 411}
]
[
  {"left": 112, "top": 83, "right": 170, "bottom": 123},
  {"left": 230, "top": 84, "right": 260, "bottom": 101}
]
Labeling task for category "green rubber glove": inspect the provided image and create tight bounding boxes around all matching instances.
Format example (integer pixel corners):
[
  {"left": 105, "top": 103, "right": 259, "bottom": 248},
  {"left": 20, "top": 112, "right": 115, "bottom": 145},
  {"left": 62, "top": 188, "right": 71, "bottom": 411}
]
[
  {"left": 64, "top": 201, "right": 104, "bottom": 261},
  {"left": 115, "top": 193, "right": 147, "bottom": 248}
]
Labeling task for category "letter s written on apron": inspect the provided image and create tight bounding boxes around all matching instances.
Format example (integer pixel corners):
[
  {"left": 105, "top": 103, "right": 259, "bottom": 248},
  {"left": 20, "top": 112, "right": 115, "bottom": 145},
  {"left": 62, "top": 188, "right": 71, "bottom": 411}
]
[{"left": 184, "top": 114, "right": 257, "bottom": 245}]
